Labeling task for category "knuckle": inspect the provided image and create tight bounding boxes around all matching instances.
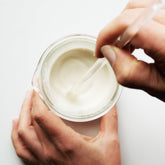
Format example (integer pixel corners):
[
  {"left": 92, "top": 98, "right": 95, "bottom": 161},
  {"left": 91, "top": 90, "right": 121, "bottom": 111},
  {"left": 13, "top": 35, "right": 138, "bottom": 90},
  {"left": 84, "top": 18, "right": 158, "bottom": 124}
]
[
  {"left": 116, "top": 11, "right": 131, "bottom": 28},
  {"left": 126, "top": 1, "right": 135, "bottom": 9},
  {"left": 97, "top": 30, "right": 107, "bottom": 47},
  {"left": 63, "top": 145, "right": 74, "bottom": 155},
  {"left": 33, "top": 111, "right": 45, "bottom": 124},
  {"left": 126, "top": 0, "right": 151, "bottom": 10},
  {"left": 18, "top": 127, "right": 26, "bottom": 139},
  {"left": 44, "top": 148, "right": 55, "bottom": 163},
  {"left": 110, "top": 136, "right": 120, "bottom": 146},
  {"left": 116, "top": 9, "right": 142, "bottom": 30},
  {"left": 117, "top": 60, "right": 141, "bottom": 86},
  {"left": 58, "top": 140, "right": 76, "bottom": 156},
  {"left": 115, "top": 59, "right": 136, "bottom": 85},
  {"left": 98, "top": 29, "right": 105, "bottom": 40},
  {"left": 116, "top": 69, "right": 129, "bottom": 85},
  {"left": 98, "top": 12, "right": 131, "bottom": 39}
]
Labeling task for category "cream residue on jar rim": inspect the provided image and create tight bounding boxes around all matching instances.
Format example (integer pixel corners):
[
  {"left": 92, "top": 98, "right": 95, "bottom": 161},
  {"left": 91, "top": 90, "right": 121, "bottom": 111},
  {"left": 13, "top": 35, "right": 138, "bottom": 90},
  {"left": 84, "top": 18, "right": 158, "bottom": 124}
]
[{"left": 45, "top": 48, "right": 118, "bottom": 116}]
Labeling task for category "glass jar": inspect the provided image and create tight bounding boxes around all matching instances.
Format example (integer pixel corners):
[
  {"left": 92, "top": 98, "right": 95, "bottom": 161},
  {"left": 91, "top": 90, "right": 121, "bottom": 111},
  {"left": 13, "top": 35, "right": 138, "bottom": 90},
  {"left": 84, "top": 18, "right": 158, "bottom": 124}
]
[{"left": 32, "top": 34, "right": 122, "bottom": 122}]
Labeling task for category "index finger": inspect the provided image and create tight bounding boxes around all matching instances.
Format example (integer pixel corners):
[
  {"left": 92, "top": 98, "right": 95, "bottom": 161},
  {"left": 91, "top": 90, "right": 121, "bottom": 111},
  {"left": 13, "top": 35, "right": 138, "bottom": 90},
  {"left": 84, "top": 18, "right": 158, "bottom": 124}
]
[
  {"left": 19, "top": 89, "right": 34, "bottom": 128},
  {"left": 31, "top": 91, "right": 80, "bottom": 145},
  {"left": 124, "top": 0, "right": 155, "bottom": 10},
  {"left": 95, "top": 9, "right": 141, "bottom": 58}
]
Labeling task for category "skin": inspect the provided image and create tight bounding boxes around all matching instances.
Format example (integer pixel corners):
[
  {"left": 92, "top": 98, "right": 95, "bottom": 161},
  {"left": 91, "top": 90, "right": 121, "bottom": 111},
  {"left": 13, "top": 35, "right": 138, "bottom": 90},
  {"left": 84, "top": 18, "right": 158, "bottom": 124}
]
[
  {"left": 12, "top": 89, "right": 121, "bottom": 165},
  {"left": 96, "top": 0, "right": 165, "bottom": 101},
  {"left": 12, "top": 0, "right": 165, "bottom": 164}
]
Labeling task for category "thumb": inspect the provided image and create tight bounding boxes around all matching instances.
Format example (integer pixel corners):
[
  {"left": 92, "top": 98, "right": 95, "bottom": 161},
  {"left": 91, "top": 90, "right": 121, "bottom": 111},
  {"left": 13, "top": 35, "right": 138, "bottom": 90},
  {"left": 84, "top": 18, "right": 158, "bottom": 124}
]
[
  {"left": 101, "top": 45, "right": 165, "bottom": 98},
  {"left": 100, "top": 106, "right": 118, "bottom": 137}
]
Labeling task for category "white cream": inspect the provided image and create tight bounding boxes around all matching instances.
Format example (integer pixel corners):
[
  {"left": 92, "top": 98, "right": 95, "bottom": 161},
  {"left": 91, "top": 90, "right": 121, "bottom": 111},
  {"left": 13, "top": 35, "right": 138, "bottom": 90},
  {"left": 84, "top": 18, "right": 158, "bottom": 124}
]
[{"left": 46, "top": 48, "right": 117, "bottom": 116}]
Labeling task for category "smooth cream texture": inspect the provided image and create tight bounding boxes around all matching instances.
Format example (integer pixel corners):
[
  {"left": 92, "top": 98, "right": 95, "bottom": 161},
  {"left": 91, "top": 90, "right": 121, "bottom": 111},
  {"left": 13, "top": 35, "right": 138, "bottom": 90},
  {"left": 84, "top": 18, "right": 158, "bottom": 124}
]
[{"left": 46, "top": 48, "right": 117, "bottom": 116}]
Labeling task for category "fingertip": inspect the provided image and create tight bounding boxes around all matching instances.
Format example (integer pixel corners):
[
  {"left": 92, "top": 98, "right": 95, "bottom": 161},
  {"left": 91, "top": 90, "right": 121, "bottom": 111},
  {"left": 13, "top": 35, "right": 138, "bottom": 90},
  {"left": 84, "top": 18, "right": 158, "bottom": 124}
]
[
  {"left": 95, "top": 17, "right": 127, "bottom": 58},
  {"left": 95, "top": 44, "right": 102, "bottom": 59},
  {"left": 12, "top": 118, "right": 19, "bottom": 129},
  {"left": 32, "top": 91, "right": 49, "bottom": 113},
  {"left": 95, "top": 48, "right": 104, "bottom": 58},
  {"left": 32, "top": 90, "right": 44, "bottom": 105},
  {"left": 32, "top": 90, "right": 38, "bottom": 102},
  {"left": 25, "top": 88, "right": 34, "bottom": 100},
  {"left": 31, "top": 91, "right": 50, "bottom": 128},
  {"left": 104, "top": 105, "right": 117, "bottom": 120},
  {"left": 32, "top": 91, "right": 41, "bottom": 110},
  {"left": 110, "top": 105, "right": 117, "bottom": 114},
  {"left": 21, "top": 89, "right": 34, "bottom": 114},
  {"left": 95, "top": 26, "right": 110, "bottom": 58},
  {"left": 101, "top": 45, "right": 117, "bottom": 67}
]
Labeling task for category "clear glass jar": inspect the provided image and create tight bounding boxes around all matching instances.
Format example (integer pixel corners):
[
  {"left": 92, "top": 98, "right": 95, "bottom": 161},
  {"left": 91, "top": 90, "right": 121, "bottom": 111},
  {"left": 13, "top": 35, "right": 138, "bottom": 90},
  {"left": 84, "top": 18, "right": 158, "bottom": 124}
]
[{"left": 32, "top": 34, "right": 122, "bottom": 122}]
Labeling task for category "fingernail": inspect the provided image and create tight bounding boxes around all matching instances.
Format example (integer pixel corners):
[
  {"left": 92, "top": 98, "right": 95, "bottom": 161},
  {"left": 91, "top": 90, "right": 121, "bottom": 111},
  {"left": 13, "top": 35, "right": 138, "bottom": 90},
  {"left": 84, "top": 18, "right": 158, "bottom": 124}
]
[{"left": 101, "top": 45, "right": 116, "bottom": 66}]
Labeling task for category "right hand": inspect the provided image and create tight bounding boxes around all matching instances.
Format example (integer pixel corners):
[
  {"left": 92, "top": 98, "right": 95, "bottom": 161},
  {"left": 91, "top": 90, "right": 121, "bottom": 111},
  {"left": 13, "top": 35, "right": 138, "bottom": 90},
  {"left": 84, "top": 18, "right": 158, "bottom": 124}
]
[{"left": 96, "top": 0, "right": 165, "bottom": 101}]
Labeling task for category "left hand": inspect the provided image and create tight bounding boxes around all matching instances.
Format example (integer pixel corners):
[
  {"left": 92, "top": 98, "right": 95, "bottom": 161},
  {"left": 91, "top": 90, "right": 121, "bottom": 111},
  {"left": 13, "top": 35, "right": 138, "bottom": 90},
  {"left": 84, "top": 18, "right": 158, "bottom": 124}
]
[{"left": 11, "top": 89, "right": 121, "bottom": 165}]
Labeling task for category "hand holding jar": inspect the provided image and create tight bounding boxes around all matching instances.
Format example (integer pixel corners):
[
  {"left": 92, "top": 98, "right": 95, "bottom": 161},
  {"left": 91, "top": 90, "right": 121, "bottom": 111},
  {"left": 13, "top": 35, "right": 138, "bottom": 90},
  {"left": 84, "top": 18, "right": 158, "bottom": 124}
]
[{"left": 11, "top": 90, "right": 121, "bottom": 165}]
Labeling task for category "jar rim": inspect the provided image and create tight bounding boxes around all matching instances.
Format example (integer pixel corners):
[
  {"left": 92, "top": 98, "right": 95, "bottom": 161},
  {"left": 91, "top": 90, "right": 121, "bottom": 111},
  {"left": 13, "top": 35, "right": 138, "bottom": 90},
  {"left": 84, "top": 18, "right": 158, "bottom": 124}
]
[{"left": 32, "top": 34, "right": 122, "bottom": 122}]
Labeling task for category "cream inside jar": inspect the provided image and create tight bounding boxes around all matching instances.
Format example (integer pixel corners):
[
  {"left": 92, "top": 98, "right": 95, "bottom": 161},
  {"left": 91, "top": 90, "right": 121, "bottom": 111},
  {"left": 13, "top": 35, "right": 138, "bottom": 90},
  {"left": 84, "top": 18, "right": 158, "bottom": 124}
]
[
  {"left": 35, "top": 35, "right": 121, "bottom": 122},
  {"left": 42, "top": 48, "right": 117, "bottom": 117}
]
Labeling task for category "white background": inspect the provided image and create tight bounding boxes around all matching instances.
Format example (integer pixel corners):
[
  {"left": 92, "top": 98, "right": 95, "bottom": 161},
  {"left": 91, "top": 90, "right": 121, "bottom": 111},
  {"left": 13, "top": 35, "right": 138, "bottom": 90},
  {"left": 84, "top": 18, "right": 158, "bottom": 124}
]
[{"left": 1, "top": 0, "right": 165, "bottom": 164}]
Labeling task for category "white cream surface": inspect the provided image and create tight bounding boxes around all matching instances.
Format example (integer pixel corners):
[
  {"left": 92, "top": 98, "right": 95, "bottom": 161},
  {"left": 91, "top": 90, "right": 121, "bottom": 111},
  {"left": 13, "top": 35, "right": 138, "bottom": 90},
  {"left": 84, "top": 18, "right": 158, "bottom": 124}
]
[{"left": 46, "top": 48, "right": 117, "bottom": 116}]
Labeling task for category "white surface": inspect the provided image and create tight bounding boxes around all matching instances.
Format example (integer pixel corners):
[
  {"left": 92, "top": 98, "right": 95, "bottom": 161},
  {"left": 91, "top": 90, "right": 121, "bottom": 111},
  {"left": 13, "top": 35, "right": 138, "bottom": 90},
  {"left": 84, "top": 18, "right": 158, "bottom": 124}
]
[{"left": 0, "top": 0, "right": 165, "bottom": 165}]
